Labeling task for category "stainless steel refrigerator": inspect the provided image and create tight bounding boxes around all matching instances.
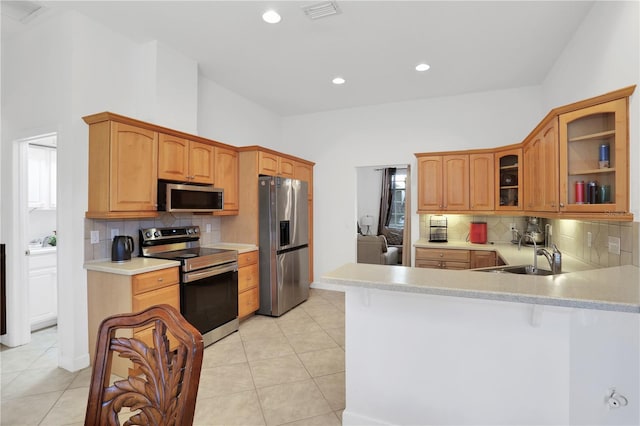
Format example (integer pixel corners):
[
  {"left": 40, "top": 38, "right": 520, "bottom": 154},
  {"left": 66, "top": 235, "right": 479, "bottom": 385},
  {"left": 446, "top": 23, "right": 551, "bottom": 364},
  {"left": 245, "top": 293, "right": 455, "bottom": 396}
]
[{"left": 258, "top": 176, "right": 309, "bottom": 317}]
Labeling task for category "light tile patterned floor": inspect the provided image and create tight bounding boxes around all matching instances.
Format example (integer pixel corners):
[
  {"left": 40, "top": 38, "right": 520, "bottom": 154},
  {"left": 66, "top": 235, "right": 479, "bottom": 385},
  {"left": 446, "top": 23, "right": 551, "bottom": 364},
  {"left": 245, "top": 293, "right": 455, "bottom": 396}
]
[{"left": 0, "top": 288, "right": 345, "bottom": 425}]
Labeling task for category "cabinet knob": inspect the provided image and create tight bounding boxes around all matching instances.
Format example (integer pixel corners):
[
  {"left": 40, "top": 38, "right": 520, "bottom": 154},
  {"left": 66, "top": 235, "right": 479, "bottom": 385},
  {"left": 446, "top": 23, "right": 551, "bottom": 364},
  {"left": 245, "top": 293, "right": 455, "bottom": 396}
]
[
  {"left": 439, "top": 253, "right": 444, "bottom": 257},
  {"left": 560, "top": 203, "right": 565, "bottom": 207},
  {"left": 158, "top": 277, "right": 163, "bottom": 282}
]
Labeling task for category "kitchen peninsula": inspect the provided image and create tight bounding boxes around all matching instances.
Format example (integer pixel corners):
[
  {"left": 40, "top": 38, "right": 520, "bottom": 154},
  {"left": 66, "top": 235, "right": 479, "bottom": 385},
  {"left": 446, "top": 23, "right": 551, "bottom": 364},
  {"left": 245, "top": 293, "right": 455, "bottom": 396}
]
[{"left": 321, "top": 261, "right": 640, "bottom": 425}]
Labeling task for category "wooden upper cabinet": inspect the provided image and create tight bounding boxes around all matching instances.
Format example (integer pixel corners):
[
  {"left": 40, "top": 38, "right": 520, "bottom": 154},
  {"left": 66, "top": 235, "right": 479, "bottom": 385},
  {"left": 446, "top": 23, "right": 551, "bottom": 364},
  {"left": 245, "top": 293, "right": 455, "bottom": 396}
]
[
  {"left": 258, "top": 151, "right": 279, "bottom": 175},
  {"left": 279, "top": 157, "right": 295, "bottom": 178},
  {"left": 443, "top": 155, "right": 469, "bottom": 211},
  {"left": 158, "top": 134, "right": 214, "bottom": 184},
  {"left": 84, "top": 118, "right": 159, "bottom": 218},
  {"left": 558, "top": 98, "right": 629, "bottom": 215},
  {"left": 214, "top": 146, "right": 239, "bottom": 214},
  {"left": 294, "top": 161, "right": 314, "bottom": 199},
  {"left": 417, "top": 154, "right": 468, "bottom": 212},
  {"left": 523, "top": 118, "right": 558, "bottom": 212},
  {"left": 417, "top": 155, "right": 443, "bottom": 211},
  {"left": 495, "top": 147, "right": 522, "bottom": 211},
  {"left": 469, "top": 153, "right": 494, "bottom": 211}
]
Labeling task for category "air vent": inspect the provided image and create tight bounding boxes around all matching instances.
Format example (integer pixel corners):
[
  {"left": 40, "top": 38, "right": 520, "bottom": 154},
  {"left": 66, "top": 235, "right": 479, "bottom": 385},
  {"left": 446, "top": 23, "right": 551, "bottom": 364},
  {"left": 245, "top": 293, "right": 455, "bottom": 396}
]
[
  {"left": 302, "top": 1, "right": 340, "bottom": 20},
  {"left": 1, "top": 1, "right": 43, "bottom": 23}
]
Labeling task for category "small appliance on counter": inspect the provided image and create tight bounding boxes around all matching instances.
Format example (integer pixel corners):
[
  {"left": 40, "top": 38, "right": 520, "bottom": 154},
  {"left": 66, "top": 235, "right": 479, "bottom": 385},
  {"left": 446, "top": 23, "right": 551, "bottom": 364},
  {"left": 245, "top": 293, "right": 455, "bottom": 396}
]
[
  {"left": 523, "top": 217, "right": 545, "bottom": 245},
  {"left": 469, "top": 222, "right": 487, "bottom": 244},
  {"left": 111, "top": 235, "right": 134, "bottom": 262},
  {"left": 428, "top": 215, "right": 448, "bottom": 242}
]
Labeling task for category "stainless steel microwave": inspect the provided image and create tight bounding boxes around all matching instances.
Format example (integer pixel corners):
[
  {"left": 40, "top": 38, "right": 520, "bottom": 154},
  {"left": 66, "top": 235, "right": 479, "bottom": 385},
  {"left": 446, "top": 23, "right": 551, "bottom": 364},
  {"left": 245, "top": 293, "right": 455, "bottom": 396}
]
[{"left": 158, "top": 181, "right": 224, "bottom": 212}]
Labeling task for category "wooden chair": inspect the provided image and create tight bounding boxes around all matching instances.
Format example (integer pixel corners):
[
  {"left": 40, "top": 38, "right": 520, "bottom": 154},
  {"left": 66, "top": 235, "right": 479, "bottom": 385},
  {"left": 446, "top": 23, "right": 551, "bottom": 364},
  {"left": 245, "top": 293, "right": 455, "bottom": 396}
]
[{"left": 85, "top": 304, "right": 204, "bottom": 426}]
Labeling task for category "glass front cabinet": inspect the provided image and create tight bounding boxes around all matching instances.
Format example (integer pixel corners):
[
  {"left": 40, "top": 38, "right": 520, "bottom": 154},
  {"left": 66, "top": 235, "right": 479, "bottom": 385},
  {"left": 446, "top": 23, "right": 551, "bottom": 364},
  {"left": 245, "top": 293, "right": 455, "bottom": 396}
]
[
  {"left": 494, "top": 147, "right": 522, "bottom": 211},
  {"left": 558, "top": 98, "right": 629, "bottom": 215}
]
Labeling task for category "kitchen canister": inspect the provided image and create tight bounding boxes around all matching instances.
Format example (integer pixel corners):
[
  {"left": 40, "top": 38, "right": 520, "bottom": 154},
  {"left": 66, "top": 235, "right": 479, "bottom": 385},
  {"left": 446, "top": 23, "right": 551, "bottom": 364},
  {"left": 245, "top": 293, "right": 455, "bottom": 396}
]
[
  {"left": 586, "top": 181, "right": 598, "bottom": 204},
  {"left": 575, "top": 181, "right": 585, "bottom": 204},
  {"left": 598, "top": 184, "right": 611, "bottom": 203},
  {"left": 599, "top": 144, "right": 610, "bottom": 168}
]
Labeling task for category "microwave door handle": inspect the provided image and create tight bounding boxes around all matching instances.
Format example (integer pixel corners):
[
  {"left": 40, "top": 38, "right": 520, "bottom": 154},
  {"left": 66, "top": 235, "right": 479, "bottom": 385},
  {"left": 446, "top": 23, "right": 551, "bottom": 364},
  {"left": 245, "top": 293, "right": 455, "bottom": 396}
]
[{"left": 183, "top": 264, "right": 237, "bottom": 283}]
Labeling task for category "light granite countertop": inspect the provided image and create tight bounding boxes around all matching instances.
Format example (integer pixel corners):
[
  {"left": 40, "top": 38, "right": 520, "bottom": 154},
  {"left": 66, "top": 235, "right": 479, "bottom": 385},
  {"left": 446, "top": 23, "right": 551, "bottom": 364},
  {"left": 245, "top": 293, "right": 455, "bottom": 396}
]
[
  {"left": 84, "top": 257, "right": 181, "bottom": 276},
  {"left": 84, "top": 242, "right": 258, "bottom": 276},
  {"left": 414, "top": 239, "right": 593, "bottom": 273},
  {"left": 322, "top": 263, "right": 640, "bottom": 313}
]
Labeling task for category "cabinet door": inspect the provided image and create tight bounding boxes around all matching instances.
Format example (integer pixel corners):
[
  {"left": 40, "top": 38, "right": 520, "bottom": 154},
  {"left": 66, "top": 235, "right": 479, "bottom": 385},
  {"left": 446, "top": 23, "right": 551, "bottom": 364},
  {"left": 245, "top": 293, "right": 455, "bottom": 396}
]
[
  {"left": 214, "top": 146, "right": 239, "bottom": 213},
  {"left": 110, "top": 122, "right": 158, "bottom": 211},
  {"left": 469, "top": 153, "right": 494, "bottom": 211},
  {"left": 558, "top": 98, "right": 629, "bottom": 214},
  {"left": 443, "top": 155, "right": 469, "bottom": 210},
  {"left": 28, "top": 145, "right": 48, "bottom": 209},
  {"left": 279, "top": 157, "right": 295, "bottom": 178},
  {"left": 523, "top": 119, "right": 558, "bottom": 212},
  {"left": 294, "top": 162, "right": 313, "bottom": 200},
  {"left": 258, "top": 151, "right": 279, "bottom": 175},
  {"left": 28, "top": 266, "right": 57, "bottom": 328},
  {"left": 189, "top": 141, "right": 215, "bottom": 184},
  {"left": 132, "top": 284, "right": 180, "bottom": 313},
  {"left": 238, "top": 263, "right": 259, "bottom": 293},
  {"left": 494, "top": 148, "right": 522, "bottom": 211},
  {"left": 238, "top": 288, "right": 259, "bottom": 318},
  {"left": 417, "top": 156, "right": 443, "bottom": 211},
  {"left": 470, "top": 251, "right": 496, "bottom": 269},
  {"left": 158, "top": 134, "right": 189, "bottom": 181}
]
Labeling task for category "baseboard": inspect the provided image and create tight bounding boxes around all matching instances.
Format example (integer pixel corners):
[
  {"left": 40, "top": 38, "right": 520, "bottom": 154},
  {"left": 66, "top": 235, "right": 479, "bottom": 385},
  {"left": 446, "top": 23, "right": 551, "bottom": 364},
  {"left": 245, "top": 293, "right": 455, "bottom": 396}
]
[
  {"left": 342, "top": 409, "right": 390, "bottom": 426},
  {"left": 58, "top": 352, "right": 90, "bottom": 373}
]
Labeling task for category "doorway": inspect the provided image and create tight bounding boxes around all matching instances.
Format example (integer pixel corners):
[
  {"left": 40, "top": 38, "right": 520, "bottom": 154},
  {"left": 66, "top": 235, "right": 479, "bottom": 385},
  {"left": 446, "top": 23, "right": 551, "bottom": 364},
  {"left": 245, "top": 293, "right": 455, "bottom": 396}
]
[
  {"left": 3, "top": 133, "right": 58, "bottom": 348},
  {"left": 356, "top": 164, "right": 411, "bottom": 266}
]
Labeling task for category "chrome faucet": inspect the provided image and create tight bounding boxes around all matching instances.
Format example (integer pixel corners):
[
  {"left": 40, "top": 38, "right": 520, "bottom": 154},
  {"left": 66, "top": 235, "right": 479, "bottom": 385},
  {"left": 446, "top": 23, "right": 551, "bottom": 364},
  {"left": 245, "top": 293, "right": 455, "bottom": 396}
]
[
  {"left": 537, "top": 244, "right": 562, "bottom": 274},
  {"left": 518, "top": 233, "right": 538, "bottom": 273}
]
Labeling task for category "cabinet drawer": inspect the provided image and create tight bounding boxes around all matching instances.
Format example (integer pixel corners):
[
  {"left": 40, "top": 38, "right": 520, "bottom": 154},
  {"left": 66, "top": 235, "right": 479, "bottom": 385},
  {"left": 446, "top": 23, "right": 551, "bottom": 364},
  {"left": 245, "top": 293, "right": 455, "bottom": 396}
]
[
  {"left": 132, "top": 284, "right": 180, "bottom": 313},
  {"left": 415, "top": 248, "right": 470, "bottom": 262},
  {"left": 238, "top": 250, "right": 258, "bottom": 268},
  {"left": 132, "top": 267, "right": 179, "bottom": 295},
  {"left": 238, "top": 263, "right": 259, "bottom": 293},
  {"left": 415, "top": 259, "right": 470, "bottom": 270},
  {"left": 238, "top": 287, "right": 259, "bottom": 318}
]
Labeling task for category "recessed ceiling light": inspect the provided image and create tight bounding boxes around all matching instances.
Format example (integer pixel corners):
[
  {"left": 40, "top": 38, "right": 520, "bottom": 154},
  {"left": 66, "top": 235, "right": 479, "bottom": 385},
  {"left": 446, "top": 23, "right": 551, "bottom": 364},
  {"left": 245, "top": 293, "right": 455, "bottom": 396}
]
[
  {"left": 416, "top": 63, "right": 431, "bottom": 72},
  {"left": 332, "top": 77, "right": 346, "bottom": 85},
  {"left": 262, "top": 10, "right": 281, "bottom": 24}
]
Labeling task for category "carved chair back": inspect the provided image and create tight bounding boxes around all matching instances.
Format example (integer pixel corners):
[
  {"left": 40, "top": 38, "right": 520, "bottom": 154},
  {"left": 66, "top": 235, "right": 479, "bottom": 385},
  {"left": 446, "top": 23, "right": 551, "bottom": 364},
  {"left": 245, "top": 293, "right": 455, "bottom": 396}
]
[{"left": 85, "top": 304, "right": 204, "bottom": 426}]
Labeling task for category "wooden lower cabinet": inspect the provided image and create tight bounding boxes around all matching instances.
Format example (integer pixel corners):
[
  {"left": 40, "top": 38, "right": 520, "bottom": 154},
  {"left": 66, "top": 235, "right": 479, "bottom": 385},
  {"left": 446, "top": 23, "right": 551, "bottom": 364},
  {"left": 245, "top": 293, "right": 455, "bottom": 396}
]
[
  {"left": 470, "top": 250, "right": 497, "bottom": 269},
  {"left": 238, "top": 250, "right": 259, "bottom": 318},
  {"left": 415, "top": 248, "right": 470, "bottom": 270},
  {"left": 87, "top": 266, "right": 180, "bottom": 377},
  {"left": 415, "top": 248, "right": 496, "bottom": 270}
]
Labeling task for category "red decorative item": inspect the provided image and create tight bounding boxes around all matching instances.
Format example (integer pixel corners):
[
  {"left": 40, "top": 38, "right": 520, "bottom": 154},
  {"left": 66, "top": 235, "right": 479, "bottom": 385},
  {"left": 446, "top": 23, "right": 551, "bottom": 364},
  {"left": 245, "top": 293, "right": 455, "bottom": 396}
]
[{"left": 469, "top": 222, "right": 487, "bottom": 244}]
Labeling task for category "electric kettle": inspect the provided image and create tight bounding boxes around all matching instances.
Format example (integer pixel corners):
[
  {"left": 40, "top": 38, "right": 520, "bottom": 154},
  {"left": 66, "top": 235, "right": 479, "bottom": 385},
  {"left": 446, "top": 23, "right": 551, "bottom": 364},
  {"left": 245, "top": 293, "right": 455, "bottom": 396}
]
[{"left": 111, "top": 235, "right": 134, "bottom": 262}]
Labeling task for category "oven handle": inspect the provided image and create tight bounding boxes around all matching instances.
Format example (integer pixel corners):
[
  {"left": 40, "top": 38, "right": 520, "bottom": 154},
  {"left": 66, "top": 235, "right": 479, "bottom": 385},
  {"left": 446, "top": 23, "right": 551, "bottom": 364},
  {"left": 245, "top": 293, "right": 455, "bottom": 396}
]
[{"left": 183, "top": 263, "right": 238, "bottom": 283}]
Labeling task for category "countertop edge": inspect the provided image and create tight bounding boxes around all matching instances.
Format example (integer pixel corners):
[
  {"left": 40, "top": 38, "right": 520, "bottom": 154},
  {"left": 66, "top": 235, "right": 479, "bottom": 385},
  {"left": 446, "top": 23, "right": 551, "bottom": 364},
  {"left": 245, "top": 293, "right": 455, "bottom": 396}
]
[
  {"left": 84, "top": 258, "right": 181, "bottom": 276},
  {"left": 321, "top": 263, "right": 640, "bottom": 314}
]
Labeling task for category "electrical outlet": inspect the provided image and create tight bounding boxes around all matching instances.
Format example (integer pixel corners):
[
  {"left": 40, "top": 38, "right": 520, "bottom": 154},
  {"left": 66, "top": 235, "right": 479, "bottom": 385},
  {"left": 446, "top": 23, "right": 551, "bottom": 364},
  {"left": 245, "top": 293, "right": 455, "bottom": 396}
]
[
  {"left": 548, "top": 225, "right": 552, "bottom": 236},
  {"left": 110, "top": 228, "right": 120, "bottom": 239},
  {"left": 205, "top": 224, "right": 212, "bottom": 233},
  {"left": 90, "top": 230, "right": 99, "bottom": 244},
  {"left": 587, "top": 232, "right": 592, "bottom": 247},
  {"left": 608, "top": 236, "right": 620, "bottom": 255},
  {"left": 510, "top": 223, "right": 517, "bottom": 231}
]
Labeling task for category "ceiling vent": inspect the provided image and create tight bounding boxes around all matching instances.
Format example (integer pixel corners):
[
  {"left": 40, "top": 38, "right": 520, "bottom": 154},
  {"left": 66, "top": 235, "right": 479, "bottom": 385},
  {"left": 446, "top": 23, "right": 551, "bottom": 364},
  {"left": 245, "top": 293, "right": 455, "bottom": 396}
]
[
  {"left": 1, "top": 1, "right": 44, "bottom": 23},
  {"left": 302, "top": 1, "right": 340, "bottom": 20}
]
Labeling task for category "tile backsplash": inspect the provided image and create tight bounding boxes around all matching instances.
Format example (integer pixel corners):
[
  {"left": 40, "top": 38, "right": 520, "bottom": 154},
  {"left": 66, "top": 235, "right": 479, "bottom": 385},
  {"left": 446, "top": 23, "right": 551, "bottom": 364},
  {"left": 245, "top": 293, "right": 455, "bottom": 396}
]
[
  {"left": 420, "top": 215, "right": 640, "bottom": 268},
  {"left": 84, "top": 213, "right": 222, "bottom": 261}
]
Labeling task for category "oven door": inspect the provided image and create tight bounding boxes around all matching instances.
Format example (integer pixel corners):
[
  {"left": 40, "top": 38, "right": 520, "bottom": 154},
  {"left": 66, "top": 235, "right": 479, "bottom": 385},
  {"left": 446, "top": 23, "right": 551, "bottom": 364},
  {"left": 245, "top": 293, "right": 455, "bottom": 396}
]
[{"left": 181, "top": 263, "right": 238, "bottom": 335}]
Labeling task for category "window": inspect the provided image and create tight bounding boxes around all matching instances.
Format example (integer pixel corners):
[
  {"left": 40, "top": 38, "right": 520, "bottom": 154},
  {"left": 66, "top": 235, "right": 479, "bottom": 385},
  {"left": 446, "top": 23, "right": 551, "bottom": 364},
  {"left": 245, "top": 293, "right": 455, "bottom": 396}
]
[{"left": 388, "top": 169, "right": 406, "bottom": 229}]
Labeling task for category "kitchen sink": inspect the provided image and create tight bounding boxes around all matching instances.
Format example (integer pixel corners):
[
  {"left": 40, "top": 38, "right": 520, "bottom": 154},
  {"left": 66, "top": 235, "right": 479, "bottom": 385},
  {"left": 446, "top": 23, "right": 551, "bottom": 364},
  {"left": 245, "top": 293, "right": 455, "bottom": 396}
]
[{"left": 474, "top": 265, "right": 556, "bottom": 276}]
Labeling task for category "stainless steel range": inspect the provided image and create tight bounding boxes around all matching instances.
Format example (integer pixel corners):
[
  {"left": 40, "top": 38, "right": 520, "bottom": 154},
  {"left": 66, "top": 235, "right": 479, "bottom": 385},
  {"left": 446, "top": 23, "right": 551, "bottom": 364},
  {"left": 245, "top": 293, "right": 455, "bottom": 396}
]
[{"left": 139, "top": 225, "right": 238, "bottom": 347}]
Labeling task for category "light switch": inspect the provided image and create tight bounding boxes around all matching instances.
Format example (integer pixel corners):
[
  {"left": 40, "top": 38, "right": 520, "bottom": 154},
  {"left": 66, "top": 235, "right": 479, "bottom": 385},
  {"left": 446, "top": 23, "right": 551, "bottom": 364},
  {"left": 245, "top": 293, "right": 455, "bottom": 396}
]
[
  {"left": 587, "top": 232, "right": 592, "bottom": 247},
  {"left": 206, "top": 224, "right": 212, "bottom": 233},
  {"left": 110, "top": 228, "right": 120, "bottom": 239},
  {"left": 90, "top": 230, "right": 99, "bottom": 244}
]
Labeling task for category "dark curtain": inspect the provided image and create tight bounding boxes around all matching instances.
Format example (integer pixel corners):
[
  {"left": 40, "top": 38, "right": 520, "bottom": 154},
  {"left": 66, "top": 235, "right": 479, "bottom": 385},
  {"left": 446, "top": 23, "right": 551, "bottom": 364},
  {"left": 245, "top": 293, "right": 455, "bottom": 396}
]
[{"left": 377, "top": 168, "right": 396, "bottom": 235}]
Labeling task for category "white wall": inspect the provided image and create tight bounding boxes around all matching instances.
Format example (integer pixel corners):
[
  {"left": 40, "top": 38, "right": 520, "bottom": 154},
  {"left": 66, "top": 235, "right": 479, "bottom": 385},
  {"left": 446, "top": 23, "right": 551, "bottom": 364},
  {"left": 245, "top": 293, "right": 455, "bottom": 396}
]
[
  {"left": 542, "top": 0, "right": 640, "bottom": 217},
  {"left": 356, "top": 167, "right": 382, "bottom": 235},
  {"left": 1, "top": 10, "right": 203, "bottom": 370},
  {"left": 197, "top": 77, "right": 281, "bottom": 147},
  {"left": 281, "top": 87, "right": 543, "bottom": 279}
]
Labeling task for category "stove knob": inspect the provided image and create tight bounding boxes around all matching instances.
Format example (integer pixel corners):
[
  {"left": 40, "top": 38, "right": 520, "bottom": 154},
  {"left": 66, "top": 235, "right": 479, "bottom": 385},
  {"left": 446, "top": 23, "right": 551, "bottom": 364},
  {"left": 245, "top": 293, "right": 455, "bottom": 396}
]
[
  {"left": 193, "top": 228, "right": 199, "bottom": 234},
  {"left": 145, "top": 232, "right": 152, "bottom": 238},
  {"left": 187, "top": 228, "right": 193, "bottom": 234},
  {"left": 154, "top": 231, "right": 160, "bottom": 237}
]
